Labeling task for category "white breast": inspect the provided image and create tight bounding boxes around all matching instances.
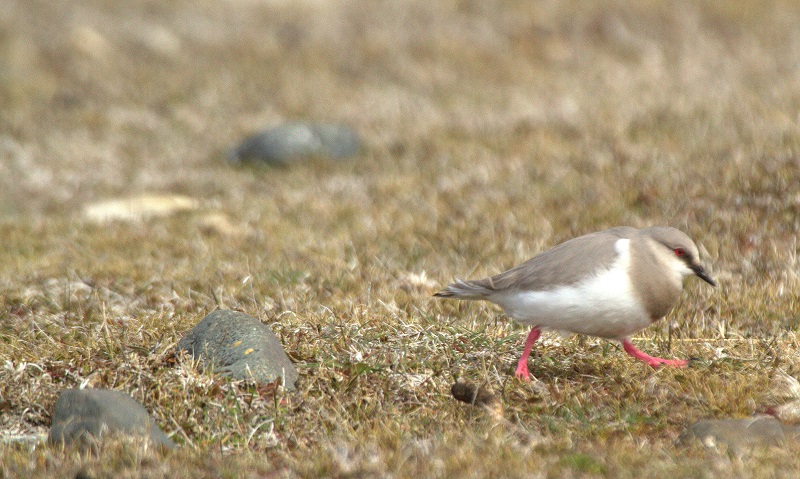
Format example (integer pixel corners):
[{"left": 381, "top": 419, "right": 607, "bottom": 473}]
[{"left": 490, "top": 238, "right": 651, "bottom": 339}]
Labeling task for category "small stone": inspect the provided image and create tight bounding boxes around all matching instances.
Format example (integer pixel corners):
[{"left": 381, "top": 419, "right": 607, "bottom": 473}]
[
  {"left": 177, "top": 310, "right": 298, "bottom": 390},
  {"left": 451, "top": 381, "right": 540, "bottom": 445},
  {"left": 451, "top": 381, "right": 497, "bottom": 409},
  {"left": 74, "top": 468, "right": 96, "bottom": 479},
  {"left": 229, "top": 122, "right": 360, "bottom": 166},
  {"left": 48, "top": 389, "right": 175, "bottom": 449},
  {"left": 451, "top": 381, "right": 504, "bottom": 419},
  {"left": 679, "top": 416, "right": 794, "bottom": 452}
]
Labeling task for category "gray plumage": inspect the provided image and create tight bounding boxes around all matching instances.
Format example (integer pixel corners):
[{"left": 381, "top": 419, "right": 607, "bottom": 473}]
[
  {"left": 437, "top": 227, "right": 636, "bottom": 298},
  {"left": 435, "top": 226, "right": 715, "bottom": 329},
  {"left": 435, "top": 226, "right": 716, "bottom": 374}
]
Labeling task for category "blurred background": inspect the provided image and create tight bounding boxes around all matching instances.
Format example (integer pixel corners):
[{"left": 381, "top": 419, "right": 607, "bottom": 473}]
[
  {"left": 1, "top": 1, "right": 800, "bottom": 473},
  {"left": 3, "top": 0, "right": 798, "bottom": 220}
]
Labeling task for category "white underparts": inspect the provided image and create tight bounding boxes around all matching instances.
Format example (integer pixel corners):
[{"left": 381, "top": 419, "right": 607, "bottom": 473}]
[{"left": 491, "top": 238, "right": 651, "bottom": 339}]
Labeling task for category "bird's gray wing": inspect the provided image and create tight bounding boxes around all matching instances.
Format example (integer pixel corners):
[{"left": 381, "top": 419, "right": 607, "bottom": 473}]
[{"left": 474, "top": 227, "right": 637, "bottom": 293}]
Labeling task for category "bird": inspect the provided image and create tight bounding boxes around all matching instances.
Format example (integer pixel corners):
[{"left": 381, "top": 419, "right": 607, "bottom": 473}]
[{"left": 434, "top": 226, "right": 716, "bottom": 381}]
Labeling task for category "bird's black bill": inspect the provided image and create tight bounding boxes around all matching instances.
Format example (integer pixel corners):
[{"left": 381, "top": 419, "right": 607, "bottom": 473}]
[{"left": 692, "top": 264, "right": 716, "bottom": 287}]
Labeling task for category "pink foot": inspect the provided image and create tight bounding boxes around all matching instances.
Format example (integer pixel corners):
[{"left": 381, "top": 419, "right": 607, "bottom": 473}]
[
  {"left": 514, "top": 327, "right": 541, "bottom": 381},
  {"left": 622, "top": 339, "right": 688, "bottom": 368},
  {"left": 514, "top": 359, "right": 530, "bottom": 380}
]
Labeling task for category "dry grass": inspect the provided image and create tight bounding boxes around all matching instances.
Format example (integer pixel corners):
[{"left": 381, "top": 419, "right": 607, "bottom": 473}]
[{"left": 2, "top": 0, "right": 800, "bottom": 477}]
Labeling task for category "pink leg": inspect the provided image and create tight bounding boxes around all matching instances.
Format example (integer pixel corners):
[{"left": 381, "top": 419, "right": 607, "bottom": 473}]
[
  {"left": 515, "top": 326, "right": 542, "bottom": 381},
  {"left": 621, "top": 339, "right": 688, "bottom": 368}
]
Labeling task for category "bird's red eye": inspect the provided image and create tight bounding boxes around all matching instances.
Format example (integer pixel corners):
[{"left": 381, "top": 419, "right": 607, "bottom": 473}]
[{"left": 674, "top": 248, "right": 685, "bottom": 257}]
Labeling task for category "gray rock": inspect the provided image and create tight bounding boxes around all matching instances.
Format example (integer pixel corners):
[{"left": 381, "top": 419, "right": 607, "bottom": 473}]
[
  {"left": 177, "top": 310, "right": 298, "bottom": 390},
  {"left": 229, "top": 122, "right": 360, "bottom": 166},
  {"left": 679, "top": 416, "right": 799, "bottom": 452},
  {"left": 48, "top": 389, "right": 175, "bottom": 449}
]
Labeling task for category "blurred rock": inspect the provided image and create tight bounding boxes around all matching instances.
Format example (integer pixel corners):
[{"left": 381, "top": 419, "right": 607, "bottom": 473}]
[
  {"left": 451, "top": 381, "right": 498, "bottom": 409},
  {"left": 679, "top": 416, "right": 800, "bottom": 452},
  {"left": 229, "top": 123, "right": 360, "bottom": 166},
  {"left": 48, "top": 389, "right": 175, "bottom": 449},
  {"left": 177, "top": 310, "right": 298, "bottom": 390},
  {"left": 83, "top": 194, "right": 198, "bottom": 223},
  {"left": 451, "top": 380, "right": 542, "bottom": 446}
]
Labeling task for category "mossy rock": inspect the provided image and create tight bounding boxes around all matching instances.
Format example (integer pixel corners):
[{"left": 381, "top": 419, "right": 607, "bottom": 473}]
[{"left": 177, "top": 310, "right": 298, "bottom": 390}]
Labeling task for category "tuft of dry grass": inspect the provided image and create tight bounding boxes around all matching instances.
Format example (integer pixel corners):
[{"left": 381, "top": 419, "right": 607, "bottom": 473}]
[{"left": 2, "top": 0, "right": 800, "bottom": 477}]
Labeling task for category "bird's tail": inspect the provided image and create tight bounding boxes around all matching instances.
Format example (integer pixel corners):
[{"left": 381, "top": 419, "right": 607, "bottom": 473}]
[{"left": 433, "top": 278, "right": 493, "bottom": 300}]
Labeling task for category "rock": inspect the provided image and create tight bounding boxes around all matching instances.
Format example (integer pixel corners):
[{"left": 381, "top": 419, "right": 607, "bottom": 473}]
[
  {"left": 451, "top": 381, "right": 498, "bottom": 409},
  {"left": 48, "top": 389, "right": 175, "bottom": 449},
  {"left": 679, "top": 416, "right": 800, "bottom": 452},
  {"left": 450, "top": 381, "right": 542, "bottom": 446},
  {"left": 229, "top": 123, "right": 360, "bottom": 166},
  {"left": 177, "top": 310, "right": 298, "bottom": 390}
]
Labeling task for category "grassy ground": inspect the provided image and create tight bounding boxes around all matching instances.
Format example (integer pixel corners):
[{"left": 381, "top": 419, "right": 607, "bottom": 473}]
[{"left": 2, "top": 0, "right": 800, "bottom": 477}]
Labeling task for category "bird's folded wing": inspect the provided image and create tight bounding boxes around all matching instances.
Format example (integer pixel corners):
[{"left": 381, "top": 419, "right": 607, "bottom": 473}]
[{"left": 475, "top": 227, "right": 637, "bottom": 293}]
